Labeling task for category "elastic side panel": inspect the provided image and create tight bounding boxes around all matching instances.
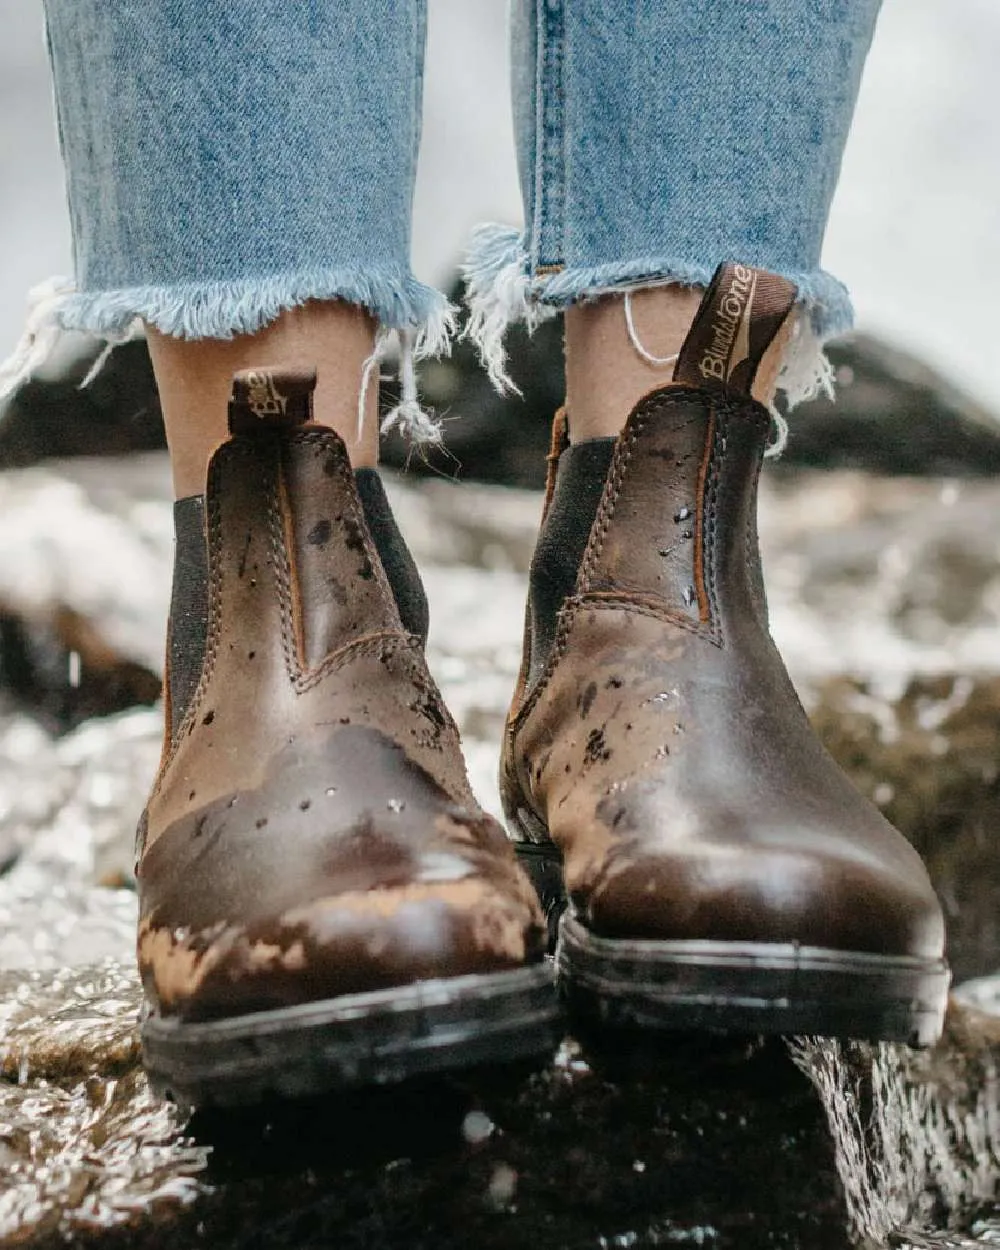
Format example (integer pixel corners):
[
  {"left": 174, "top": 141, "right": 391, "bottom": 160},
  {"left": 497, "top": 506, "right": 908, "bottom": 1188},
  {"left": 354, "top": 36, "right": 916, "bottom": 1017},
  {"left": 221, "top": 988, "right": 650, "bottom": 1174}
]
[
  {"left": 527, "top": 438, "right": 615, "bottom": 684},
  {"left": 169, "top": 495, "right": 209, "bottom": 737},
  {"left": 354, "top": 469, "right": 429, "bottom": 644}
]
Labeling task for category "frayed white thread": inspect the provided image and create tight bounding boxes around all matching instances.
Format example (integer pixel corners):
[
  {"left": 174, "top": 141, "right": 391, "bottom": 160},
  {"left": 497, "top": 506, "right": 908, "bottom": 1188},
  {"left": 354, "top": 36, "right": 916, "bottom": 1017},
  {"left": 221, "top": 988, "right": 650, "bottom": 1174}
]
[
  {"left": 776, "top": 310, "right": 835, "bottom": 409},
  {"left": 623, "top": 290, "right": 680, "bottom": 368},
  {"left": 760, "top": 310, "right": 840, "bottom": 462},
  {"left": 79, "top": 317, "right": 145, "bottom": 389},
  {"left": 357, "top": 327, "right": 392, "bottom": 444},
  {"left": 763, "top": 309, "right": 836, "bottom": 460},
  {"left": 358, "top": 303, "right": 456, "bottom": 445},
  {"left": 764, "top": 404, "right": 790, "bottom": 459},
  {"left": 0, "top": 276, "right": 75, "bottom": 402},
  {"left": 379, "top": 328, "right": 444, "bottom": 445},
  {"left": 0, "top": 278, "right": 147, "bottom": 404},
  {"left": 461, "top": 224, "right": 535, "bottom": 395},
  {"left": 411, "top": 299, "right": 457, "bottom": 367}
]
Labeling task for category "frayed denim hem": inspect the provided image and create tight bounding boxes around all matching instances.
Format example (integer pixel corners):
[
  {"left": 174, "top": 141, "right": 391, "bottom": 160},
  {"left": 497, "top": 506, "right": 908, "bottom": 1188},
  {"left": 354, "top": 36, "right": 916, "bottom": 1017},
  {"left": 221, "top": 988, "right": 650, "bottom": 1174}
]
[
  {"left": 57, "top": 266, "right": 453, "bottom": 345},
  {"left": 462, "top": 222, "right": 850, "bottom": 415},
  {"left": 0, "top": 268, "right": 455, "bottom": 443}
]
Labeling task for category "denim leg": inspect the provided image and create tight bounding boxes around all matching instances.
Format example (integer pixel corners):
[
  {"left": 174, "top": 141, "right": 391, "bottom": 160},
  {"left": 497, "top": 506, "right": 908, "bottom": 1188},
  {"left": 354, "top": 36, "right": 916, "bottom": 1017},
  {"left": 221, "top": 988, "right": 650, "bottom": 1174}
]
[
  {"left": 2, "top": 1, "right": 447, "bottom": 416},
  {"left": 467, "top": 0, "right": 882, "bottom": 404}
]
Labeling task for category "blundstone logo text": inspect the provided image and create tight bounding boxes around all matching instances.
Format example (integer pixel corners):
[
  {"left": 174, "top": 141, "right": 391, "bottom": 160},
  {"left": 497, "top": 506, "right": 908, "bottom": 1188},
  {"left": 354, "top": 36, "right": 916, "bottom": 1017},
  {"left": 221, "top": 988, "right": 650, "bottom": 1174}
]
[
  {"left": 244, "top": 371, "right": 287, "bottom": 417},
  {"left": 699, "top": 264, "right": 757, "bottom": 383}
]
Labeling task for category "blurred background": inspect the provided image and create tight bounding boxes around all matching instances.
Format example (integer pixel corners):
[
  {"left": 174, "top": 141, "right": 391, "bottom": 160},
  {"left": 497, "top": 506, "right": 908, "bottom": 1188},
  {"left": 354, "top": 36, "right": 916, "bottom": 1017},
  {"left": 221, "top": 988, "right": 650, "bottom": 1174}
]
[{"left": 3, "top": 0, "right": 1000, "bottom": 412}]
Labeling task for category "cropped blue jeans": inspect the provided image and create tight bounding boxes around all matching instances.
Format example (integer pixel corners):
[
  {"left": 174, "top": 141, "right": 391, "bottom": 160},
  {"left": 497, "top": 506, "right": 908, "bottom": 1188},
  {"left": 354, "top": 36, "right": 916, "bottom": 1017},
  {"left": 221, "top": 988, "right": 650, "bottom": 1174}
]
[{"left": 21, "top": 1, "right": 881, "bottom": 423}]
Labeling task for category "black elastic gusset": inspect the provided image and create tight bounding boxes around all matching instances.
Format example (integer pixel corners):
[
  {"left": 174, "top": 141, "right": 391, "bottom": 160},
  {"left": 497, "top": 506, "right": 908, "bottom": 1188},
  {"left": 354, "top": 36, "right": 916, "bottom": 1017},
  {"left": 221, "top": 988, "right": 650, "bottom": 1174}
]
[
  {"left": 354, "top": 468, "right": 430, "bottom": 644},
  {"left": 169, "top": 496, "right": 209, "bottom": 738},
  {"left": 528, "top": 437, "right": 616, "bottom": 684}
]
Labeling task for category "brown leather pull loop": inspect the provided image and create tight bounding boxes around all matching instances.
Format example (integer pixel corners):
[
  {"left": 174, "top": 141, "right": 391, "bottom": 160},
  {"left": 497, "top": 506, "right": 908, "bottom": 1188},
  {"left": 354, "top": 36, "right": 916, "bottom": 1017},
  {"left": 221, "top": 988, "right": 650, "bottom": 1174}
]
[
  {"left": 228, "top": 366, "right": 317, "bottom": 435},
  {"left": 673, "top": 263, "right": 797, "bottom": 398}
]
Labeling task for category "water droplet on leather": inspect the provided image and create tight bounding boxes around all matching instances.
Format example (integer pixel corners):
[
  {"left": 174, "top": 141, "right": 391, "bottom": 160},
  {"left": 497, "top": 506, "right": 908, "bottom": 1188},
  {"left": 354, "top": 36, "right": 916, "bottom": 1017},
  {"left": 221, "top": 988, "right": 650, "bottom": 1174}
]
[
  {"left": 387, "top": 799, "right": 405, "bottom": 813},
  {"left": 325, "top": 787, "right": 337, "bottom": 797},
  {"left": 674, "top": 506, "right": 692, "bottom": 523}
]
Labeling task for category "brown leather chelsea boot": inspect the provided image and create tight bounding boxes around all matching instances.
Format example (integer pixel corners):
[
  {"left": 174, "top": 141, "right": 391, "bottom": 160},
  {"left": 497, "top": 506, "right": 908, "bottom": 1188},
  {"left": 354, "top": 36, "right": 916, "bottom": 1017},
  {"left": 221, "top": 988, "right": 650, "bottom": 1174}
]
[
  {"left": 137, "top": 367, "right": 554, "bottom": 1107},
  {"left": 502, "top": 264, "right": 949, "bottom": 1045}
]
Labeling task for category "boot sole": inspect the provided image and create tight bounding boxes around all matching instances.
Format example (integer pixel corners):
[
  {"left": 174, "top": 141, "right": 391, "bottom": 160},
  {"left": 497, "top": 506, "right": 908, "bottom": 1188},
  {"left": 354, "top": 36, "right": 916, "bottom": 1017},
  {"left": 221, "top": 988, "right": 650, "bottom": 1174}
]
[
  {"left": 513, "top": 843, "right": 949, "bottom": 1046},
  {"left": 142, "top": 963, "right": 558, "bottom": 1109},
  {"left": 557, "top": 912, "right": 949, "bottom": 1047}
]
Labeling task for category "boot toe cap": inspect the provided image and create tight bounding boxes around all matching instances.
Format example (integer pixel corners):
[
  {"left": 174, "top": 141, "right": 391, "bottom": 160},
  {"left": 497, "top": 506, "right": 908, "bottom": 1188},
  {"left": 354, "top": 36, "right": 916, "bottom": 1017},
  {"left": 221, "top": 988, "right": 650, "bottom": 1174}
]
[
  {"left": 575, "top": 840, "right": 944, "bottom": 961},
  {"left": 140, "top": 877, "right": 545, "bottom": 1023}
]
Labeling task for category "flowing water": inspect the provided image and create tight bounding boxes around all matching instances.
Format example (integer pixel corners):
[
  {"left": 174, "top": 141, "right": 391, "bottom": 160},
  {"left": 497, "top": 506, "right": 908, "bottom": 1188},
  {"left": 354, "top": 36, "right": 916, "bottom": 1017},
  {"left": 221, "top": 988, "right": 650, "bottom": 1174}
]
[
  {"left": 793, "top": 1027, "right": 1000, "bottom": 1248},
  {"left": 3, "top": 958, "right": 1000, "bottom": 1247}
]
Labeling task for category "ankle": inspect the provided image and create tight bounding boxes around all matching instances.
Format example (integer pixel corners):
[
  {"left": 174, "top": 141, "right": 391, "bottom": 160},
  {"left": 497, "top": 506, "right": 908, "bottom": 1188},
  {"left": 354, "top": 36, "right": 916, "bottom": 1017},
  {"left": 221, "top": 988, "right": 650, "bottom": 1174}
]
[
  {"left": 148, "top": 300, "right": 380, "bottom": 499},
  {"left": 563, "top": 281, "right": 795, "bottom": 443},
  {"left": 563, "top": 286, "right": 702, "bottom": 440}
]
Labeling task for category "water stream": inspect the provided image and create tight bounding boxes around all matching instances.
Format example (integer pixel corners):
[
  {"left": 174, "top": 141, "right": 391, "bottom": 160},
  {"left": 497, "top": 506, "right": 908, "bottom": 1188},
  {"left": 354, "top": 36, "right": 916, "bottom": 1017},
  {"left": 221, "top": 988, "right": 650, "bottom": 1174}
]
[
  {"left": 3, "top": 959, "right": 1000, "bottom": 1246},
  {"left": 793, "top": 1009, "right": 1000, "bottom": 1248}
]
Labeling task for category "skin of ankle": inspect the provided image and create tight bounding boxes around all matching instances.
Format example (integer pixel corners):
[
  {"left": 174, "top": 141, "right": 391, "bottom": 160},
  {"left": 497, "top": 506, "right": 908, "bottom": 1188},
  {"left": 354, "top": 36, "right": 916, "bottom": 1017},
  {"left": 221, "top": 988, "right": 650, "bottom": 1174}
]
[
  {"left": 563, "top": 286, "right": 793, "bottom": 441},
  {"left": 563, "top": 286, "right": 703, "bottom": 441},
  {"left": 147, "top": 299, "right": 380, "bottom": 499}
]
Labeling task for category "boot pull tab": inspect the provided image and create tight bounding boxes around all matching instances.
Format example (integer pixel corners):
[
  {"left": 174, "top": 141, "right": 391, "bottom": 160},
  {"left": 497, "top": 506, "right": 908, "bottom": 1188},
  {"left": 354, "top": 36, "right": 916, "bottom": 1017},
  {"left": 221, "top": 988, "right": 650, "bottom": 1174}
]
[
  {"left": 228, "top": 366, "right": 317, "bottom": 436},
  {"left": 672, "top": 263, "right": 797, "bottom": 398}
]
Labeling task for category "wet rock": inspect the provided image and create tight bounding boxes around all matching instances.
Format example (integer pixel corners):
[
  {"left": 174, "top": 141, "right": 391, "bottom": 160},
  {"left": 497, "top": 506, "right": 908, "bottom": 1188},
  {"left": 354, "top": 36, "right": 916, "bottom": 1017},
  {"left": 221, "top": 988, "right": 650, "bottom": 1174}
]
[
  {"left": 0, "top": 606, "right": 160, "bottom": 733},
  {"left": 759, "top": 471, "right": 1000, "bottom": 682},
  {"left": 0, "top": 704, "right": 155, "bottom": 968},
  {"left": 812, "top": 674, "right": 1000, "bottom": 985},
  {"left": 775, "top": 334, "right": 1000, "bottom": 477},
  {"left": 0, "top": 453, "right": 168, "bottom": 729},
  {"left": 0, "top": 878, "right": 137, "bottom": 972},
  {"left": 792, "top": 1003, "right": 1000, "bottom": 1247},
  {"left": 2, "top": 960, "right": 1000, "bottom": 1248},
  {"left": 0, "top": 334, "right": 163, "bottom": 469},
  {"left": 0, "top": 959, "right": 863, "bottom": 1248},
  {"left": 0, "top": 963, "right": 205, "bottom": 1241}
]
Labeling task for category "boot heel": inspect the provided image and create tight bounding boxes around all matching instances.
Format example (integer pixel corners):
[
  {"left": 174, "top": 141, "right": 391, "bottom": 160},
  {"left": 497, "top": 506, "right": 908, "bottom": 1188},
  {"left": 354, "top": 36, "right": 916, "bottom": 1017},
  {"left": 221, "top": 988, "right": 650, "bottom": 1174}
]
[{"left": 514, "top": 842, "right": 566, "bottom": 954}]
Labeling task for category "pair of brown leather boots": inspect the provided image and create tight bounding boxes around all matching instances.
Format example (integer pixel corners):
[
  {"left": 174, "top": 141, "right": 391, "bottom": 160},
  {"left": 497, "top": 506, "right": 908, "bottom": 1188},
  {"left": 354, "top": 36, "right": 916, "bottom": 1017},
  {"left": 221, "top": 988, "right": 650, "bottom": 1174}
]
[{"left": 137, "top": 265, "right": 949, "bottom": 1108}]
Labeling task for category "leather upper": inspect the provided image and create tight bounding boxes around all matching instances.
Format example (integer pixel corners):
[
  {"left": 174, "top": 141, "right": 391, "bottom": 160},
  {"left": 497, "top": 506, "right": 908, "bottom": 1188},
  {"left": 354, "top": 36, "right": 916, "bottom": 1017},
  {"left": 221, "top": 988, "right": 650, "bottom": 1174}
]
[
  {"left": 139, "top": 370, "right": 544, "bottom": 1022},
  {"left": 502, "top": 386, "right": 945, "bottom": 960}
]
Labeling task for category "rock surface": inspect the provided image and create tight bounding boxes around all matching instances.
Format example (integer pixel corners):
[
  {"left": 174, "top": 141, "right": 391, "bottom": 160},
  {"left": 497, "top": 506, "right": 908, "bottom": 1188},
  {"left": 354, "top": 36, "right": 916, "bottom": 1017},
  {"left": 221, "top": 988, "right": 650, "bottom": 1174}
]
[
  {"left": 0, "top": 452, "right": 998, "bottom": 1246},
  {"left": 3, "top": 964, "right": 1000, "bottom": 1249}
]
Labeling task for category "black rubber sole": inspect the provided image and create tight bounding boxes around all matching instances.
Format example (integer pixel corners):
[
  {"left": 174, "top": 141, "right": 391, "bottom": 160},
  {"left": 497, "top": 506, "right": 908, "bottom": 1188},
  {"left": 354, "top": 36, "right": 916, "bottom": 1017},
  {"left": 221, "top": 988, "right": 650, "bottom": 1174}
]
[
  {"left": 557, "top": 913, "right": 950, "bottom": 1047},
  {"left": 142, "top": 963, "right": 558, "bottom": 1109}
]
